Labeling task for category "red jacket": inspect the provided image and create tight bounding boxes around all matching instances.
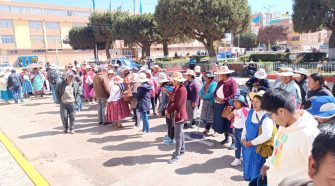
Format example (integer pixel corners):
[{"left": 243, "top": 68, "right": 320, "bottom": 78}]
[
  {"left": 166, "top": 84, "right": 188, "bottom": 124},
  {"left": 213, "top": 78, "right": 238, "bottom": 104}
]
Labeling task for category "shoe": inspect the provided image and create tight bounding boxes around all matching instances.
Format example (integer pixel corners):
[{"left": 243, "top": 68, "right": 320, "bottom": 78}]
[
  {"left": 69, "top": 129, "right": 75, "bottom": 134},
  {"left": 64, "top": 129, "right": 68, "bottom": 134},
  {"left": 191, "top": 124, "right": 196, "bottom": 129},
  {"left": 230, "top": 158, "right": 242, "bottom": 167},
  {"left": 99, "top": 122, "right": 103, "bottom": 125},
  {"left": 163, "top": 135, "right": 171, "bottom": 141},
  {"left": 168, "top": 155, "right": 180, "bottom": 164},
  {"left": 103, "top": 122, "right": 112, "bottom": 126},
  {"left": 141, "top": 132, "right": 151, "bottom": 136},
  {"left": 221, "top": 137, "right": 231, "bottom": 145},
  {"left": 228, "top": 143, "right": 236, "bottom": 150}
]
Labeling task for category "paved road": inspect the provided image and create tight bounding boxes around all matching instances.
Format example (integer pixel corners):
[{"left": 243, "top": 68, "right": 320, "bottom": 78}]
[{"left": 0, "top": 78, "right": 254, "bottom": 186}]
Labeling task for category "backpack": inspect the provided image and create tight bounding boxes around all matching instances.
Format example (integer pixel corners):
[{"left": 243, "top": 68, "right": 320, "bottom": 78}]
[
  {"left": 11, "top": 75, "right": 21, "bottom": 87},
  {"left": 49, "top": 70, "right": 59, "bottom": 85}
]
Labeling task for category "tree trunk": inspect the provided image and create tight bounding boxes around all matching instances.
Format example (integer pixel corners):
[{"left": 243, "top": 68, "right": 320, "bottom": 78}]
[
  {"left": 163, "top": 40, "right": 169, "bottom": 58},
  {"left": 205, "top": 39, "right": 217, "bottom": 64},
  {"left": 105, "top": 41, "right": 111, "bottom": 59},
  {"left": 142, "top": 44, "right": 151, "bottom": 58},
  {"left": 329, "top": 30, "right": 335, "bottom": 61},
  {"left": 93, "top": 48, "right": 97, "bottom": 60}
]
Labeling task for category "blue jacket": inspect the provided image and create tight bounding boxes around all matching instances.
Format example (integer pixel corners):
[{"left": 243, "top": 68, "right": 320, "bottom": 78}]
[
  {"left": 199, "top": 81, "right": 217, "bottom": 104},
  {"left": 136, "top": 82, "right": 152, "bottom": 112}
]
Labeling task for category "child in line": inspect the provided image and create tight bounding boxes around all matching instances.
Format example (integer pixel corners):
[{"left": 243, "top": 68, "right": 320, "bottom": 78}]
[
  {"left": 227, "top": 95, "right": 249, "bottom": 167},
  {"left": 157, "top": 73, "right": 175, "bottom": 145},
  {"left": 136, "top": 73, "right": 152, "bottom": 136},
  {"left": 74, "top": 75, "right": 83, "bottom": 111}
]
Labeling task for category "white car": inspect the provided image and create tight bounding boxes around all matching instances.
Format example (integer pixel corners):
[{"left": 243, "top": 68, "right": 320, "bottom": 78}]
[{"left": 0, "top": 63, "right": 12, "bottom": 72}]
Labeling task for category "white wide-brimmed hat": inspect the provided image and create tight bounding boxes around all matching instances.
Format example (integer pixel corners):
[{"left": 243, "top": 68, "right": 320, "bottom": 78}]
[
  {"left": 254, "top": 68, "right": 267, "bottom": 79},
  {"left": 277, "top": 67, "right": 300, "bottom": 77},
  {"left": 157, "top": 73, "right": 169, "bottom": 83},
  {"left": 214, "top": 66, "right": 235, "bottom": 75},
  {"left": 135, "top": 73, "right": 149, "bottom": 83},
  {"left": 194, "top": 65, "right": 201, "bottom": 73},
  {"left": 183, "top": 69, "right": 195, "bottom": 76},
  {"left": 50, "top": 64, "right": 57, "bottom": 70},
  {"left": 108, "top": 70, "right": 115, "bottom": 74},
  {"left": 151, "top": 65, "right": 161, "bottom": 69},
  {"left": 294, "top": 68, "right": 308, "bottom": 76},
  {"left": 171, "top": 72, "right": 186, "bottom": 82}
]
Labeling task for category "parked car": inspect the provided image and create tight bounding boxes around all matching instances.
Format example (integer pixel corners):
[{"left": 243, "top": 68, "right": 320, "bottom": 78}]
[
  {"left": 0, "top": 63, "right": 12, "bottom": 72},
  {"left": 111, "top": 58, "right": 142, "bottom": 70}
]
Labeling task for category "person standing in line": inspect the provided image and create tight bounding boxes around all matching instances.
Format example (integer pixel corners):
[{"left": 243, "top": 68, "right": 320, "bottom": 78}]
[
  {"left": 246, "top": 68, "right": 270, "bottom": 93},
  {"left": 74, "top": 75, "right": 83, "bottom": 112},
  {"left": 274, "top": 67, "right": 302, "bottom": 108},
  {"left": 294, "top": 68, "right": 309, "bottom": 109},
  {"left": 129, "top": 73, "right": 142, "bottom": 128},
  {"left": 183, "top": 70, "right": 201, "bottom": 128},
  {"left": 30, "top": 67, "right": 46, "bottom": 98},
  {"left": 136, "top": 73, "right": 152, "bottom": 136},
  {"left": 7, "top": 69, "right": 23, "bottom": 104},
  {"left": 105, "top": 76, "right": 130, "bottom": 128},
  {"left": 56, "top": 72, "right": 80, "bottom": 134},
  {"left": 260, "top": 88, "right": 320, "bottom": 186},
  {"left": 0, "top": 72, "right": 12, "bottom": 104},
  {"left": 200, "top": 72, "right": 217, "bottom": 134},
  {"left": 304, "top": 73, "right": 333, "bottom": 109},
  {"left": 212, "top": 66, "right": 238, "bottom": 146},
  {"left": 20, "top": 68, "right": 33, "bottom": 98},
  {"left": 47, "top": 64, "right": 61, "bottom": 103},
  {"left": 166, "top": 72, "right": 188, "bottom": 164},
  {"left": 93, "top": 66, "right": 110, "bottom": 125}
]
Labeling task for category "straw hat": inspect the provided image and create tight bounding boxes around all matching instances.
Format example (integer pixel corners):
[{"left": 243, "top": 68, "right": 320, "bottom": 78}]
[
  {"left": 157, "top": 73, "right": 169, "bottom": 83},
  {"left": 151, "top": 65, "right": 161, "bottom": 69},
  {"left": 183, "top": 69, "right": 196, "bottom": 76},
  {"left": 254, "top": 68, "right": 267, "bottom": 79},
  {"left": 214, "top": 66, "right": 235, "bottom": 75},
  {"left": 171, "top": 72, "right": 186, "bottom": 82},
  {"left": 294, "top": 68, "right": 308, "bottom": 76},
  {"left": 135, "top": 73, "right": 149, "bottom": 83},
  {"left": 194, "top": 66, "right": 201, "bottom": 73},
  {"left": 108, "top": 70, "right": 115, "bottom": 74},
  {"left": 277, "top": 67, "right": 300, "bottom": 77},
  {"left": 249, "top": 90, "right": 266, "bottom": 100}
]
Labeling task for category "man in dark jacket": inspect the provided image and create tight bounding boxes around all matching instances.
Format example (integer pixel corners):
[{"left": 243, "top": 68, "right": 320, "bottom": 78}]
[
  {"left": 246, "top": 68, "right": 270, "bottom": 92},
  {"left": 7, "top": 69, "right": 23, "bottom": 104},
  {"left": 183, "top": 70, "right": 201, "bottom": 128},
  {"left": 47, "top": 64, "right": 61, "bottom": 103},
  {"left": 56, "top": 71, "right": 80, "bottom": 134},
  {"left": 93, "top": 66, "right": 110, "bottom": 125},
  {"left": 136, "top": 73, "right": 152, "bottom": 135}
]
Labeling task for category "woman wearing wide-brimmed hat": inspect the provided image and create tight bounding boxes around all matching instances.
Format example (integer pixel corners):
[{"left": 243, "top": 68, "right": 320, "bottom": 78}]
[
  {"left": 199, "top": 71, "right": 218, "bottom": 134},
  {"left": 246, "top": 68, "right": 270, "bottom": 93},
  {"left": 274, "top": 67, "right": 302, "bottom": 108},
  {"left": 20, "top": 68, "right": 33, "bottom": 98},
  {"left": 212, "top": 66, "right": 238, "bottom": 145},
  {"left": 30, "top": 67, "right": 46, "bottom": 97},
  {"left": 105, "top": 75, "right": 130, "bottom": 128},
  {"left": 166, "top": 72, "right": 188, "bottom": 164},
  {"left": 136, "top": 73, "right": 152, "bottom": 135},
  {"left": 294, "top": 68, "right": 309, "bottom": 108}
]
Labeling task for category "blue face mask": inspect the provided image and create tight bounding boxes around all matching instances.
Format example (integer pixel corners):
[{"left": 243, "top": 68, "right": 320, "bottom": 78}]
[{"left": 166, "top": 85, "right": 173, "bottom": 92}]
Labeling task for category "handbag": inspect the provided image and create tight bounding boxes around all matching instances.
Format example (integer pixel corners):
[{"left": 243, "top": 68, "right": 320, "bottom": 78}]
[
  {"left": 222, "top": 105, "right": 234, "bottom": 118},
  {"left": 256, "top": 120, "right": 278, "bottom": 158}
]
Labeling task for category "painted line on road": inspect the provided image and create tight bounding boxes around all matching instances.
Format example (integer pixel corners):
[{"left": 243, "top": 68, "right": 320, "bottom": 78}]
[
  {"left": 0, "top": 131, "right": 49, "bottom": 186},
  {"left": 184, "top": 134, "right": 214, "bottom": 147}
]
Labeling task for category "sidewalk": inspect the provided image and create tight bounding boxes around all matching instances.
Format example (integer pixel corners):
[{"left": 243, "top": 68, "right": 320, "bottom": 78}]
[{"left": 0, "top": 142, "right": 33, "bottom": 186}]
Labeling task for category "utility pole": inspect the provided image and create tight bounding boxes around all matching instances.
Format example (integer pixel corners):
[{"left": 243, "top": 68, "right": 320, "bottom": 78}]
[
  {"left": 133, "top": 0, "right": 136, "bottom": 15},
  {"left": 263, "top": 5, "right": 275, "bottom": 26}
]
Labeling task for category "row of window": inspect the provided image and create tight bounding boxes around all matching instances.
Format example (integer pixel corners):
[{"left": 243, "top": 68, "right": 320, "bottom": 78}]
[
  {"left": 0, "top": 19, "right": 84, "bottom": 30},
  {"left": 0, "top": 5, "right": 90, "bottom": 17},
  {"left": 0, "top": 35, "right": 62, "bottom": 44}
]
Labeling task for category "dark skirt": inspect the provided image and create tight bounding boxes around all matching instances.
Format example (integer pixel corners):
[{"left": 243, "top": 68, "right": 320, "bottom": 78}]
[{"left": 212, "top": 103, "right": 232, "bottom": 134}]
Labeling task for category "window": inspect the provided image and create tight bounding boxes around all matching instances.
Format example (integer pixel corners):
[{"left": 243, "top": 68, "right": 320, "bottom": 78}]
[
  {"left": 0, "top": 5, "right": 10, "bottom": 12},
  {"left": 67, "top": 10, "right": 73, "bottom": 16},
  {"left": 8, "top": 50, "right": 17, "bottom": 54},
  {"left": 47, "top": 35, "right": 61, "bottom": 44},
  {"left": 43, "top": 8, "right": 67, "bottom": 16},
  {"left": 72, "top": 23, "right": 85, "bottom": 27},
  {"left": 10, "top": 6, "right": 30, "bottom": 14},
  {"left": 30, "top": 35, "right": 44, "bottom": 43},
  {"left": 30, "top": 7, "right": 42, "bottom": 15},
  {"left": 32, "top": 49, "right": 46, "bottom": 53},
  {"left": 45, "top": 22, "right": 59, "bottom": 30},
  {"left": 0, "top": 20, "right": 13, "bottom": 28},
  {"left": 29, "top": 21, "right": 43, "bottom": 30},
  {"left": 73, "top": 11, "right": 90, "bottom": 17},
  {"left": 291, "top": 36, "right": 300, "bottom": 41},
  {"left": 0, "top": 35, "right": 15, "bottom": 43}
]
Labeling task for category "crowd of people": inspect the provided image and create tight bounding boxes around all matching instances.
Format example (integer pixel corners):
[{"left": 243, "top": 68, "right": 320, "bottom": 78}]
[{"left": 1, "top": 60, "right": 335, "bottom": 185}]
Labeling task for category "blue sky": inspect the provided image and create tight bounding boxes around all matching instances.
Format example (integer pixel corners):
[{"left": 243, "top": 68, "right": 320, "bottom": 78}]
[{"left": 16, "top": 0, "right": 293, "bottom": 14}]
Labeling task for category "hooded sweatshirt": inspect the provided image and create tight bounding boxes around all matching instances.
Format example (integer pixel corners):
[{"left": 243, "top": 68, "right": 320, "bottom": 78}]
[
  {"left": 265, "top": 110, "right": 320, "bottom": 186},
  {"left": 275, "top": 80, "right": 302, "bottom": 106},
  {"left": 136, "top": 82, "right": 152, "bottom": 112}
]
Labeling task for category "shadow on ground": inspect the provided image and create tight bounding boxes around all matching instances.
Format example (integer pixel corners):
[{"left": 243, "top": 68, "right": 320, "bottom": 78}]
[{"left": 103, "top": 154, "right": 170, "bottom": 167}]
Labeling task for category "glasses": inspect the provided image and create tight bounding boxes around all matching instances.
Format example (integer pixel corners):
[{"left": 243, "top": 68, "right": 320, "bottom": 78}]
[{"left": 268, "top": 112, "right": 274, "bottom": 119}]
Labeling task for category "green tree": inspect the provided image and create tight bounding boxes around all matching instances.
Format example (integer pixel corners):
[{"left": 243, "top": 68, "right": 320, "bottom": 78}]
[
  {"left": 65, "top": 26, "right": 104, "bottom": 59},
  {"left": 89, "top": 11, "right": 127, "bottom": 59},
  {"left": 233, "top": 32, "right": 258, "bottom": 50},
  {"left": 155, "top": 0, "right": 251, "bottom": 63},
  {"left": 292, "top": 0, "right": 335, "bottom": 59},
  {"left": 257, "top": 25, "right": 289, "bottom": 50},
  {"left": 115, "top": 13, "right": 160, "bottom": 58}
]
